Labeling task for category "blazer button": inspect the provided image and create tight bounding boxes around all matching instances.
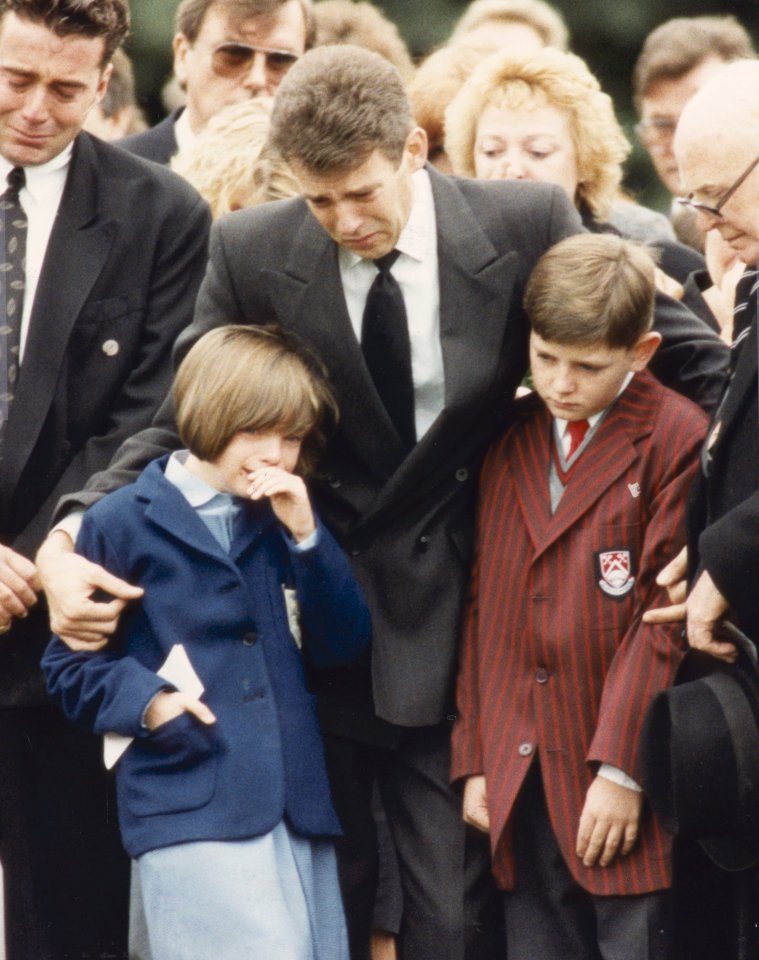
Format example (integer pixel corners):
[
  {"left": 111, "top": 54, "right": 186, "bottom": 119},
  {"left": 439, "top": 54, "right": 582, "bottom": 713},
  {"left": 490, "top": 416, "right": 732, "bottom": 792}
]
[
  {"left": 535, "top": 668, "right": 549, "bottom": 684},
  {"left": 417, "top": 535, "right": 430, "bottom": 552},
  {"left": 242, "top": 631, "right": 258, "bottom": 646},
  {"left": 518, "top": 742, "right": 533, "bottom": 757},
  {"left": 101, "top": 339, "right": 120, "bottom": 357},
  {"left": 455, "top": 467, "right": 469, "bottom": 482},
  {"left": 327, "top": 475, "right": 342, "bottom": 489},
  {"left": 349, "top": 548, "right": 361, "bottom": 557}
]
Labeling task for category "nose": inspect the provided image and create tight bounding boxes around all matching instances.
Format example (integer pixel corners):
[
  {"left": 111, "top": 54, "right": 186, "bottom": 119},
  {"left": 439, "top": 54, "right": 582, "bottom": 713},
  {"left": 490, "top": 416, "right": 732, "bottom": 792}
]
[
  {"left": 495, "top": 155, "right": 529, "bottom": 181},
  {"left": 694, "top": 207, "right": 722, "bottom": 235},
  {"left": 21, "top": 86, "right": 50, "bottom": 124},
  {"left": 554, "top": 367, "right": 576, "bottom": 395},
  {"left": 242, "top": 51, "right": 269, "bottom": 94},
  {"left": 259, "top": 433, "right": 283, "bottom": 465},
  {"left": 334, "top": 203, "right": 363, "bottom": 238}
]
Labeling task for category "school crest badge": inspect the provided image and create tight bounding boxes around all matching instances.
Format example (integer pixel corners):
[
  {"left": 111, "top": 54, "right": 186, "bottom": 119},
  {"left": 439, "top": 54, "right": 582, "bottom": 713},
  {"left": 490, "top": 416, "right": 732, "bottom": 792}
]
[{"left": 596, "top": 549, "right": 635, "bottom": 598}]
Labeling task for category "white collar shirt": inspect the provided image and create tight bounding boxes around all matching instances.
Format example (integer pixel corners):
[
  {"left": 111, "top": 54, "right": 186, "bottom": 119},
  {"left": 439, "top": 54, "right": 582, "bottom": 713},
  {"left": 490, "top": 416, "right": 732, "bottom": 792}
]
[{"left": 338, "top": 168, "right": 443, "bottom": 440}]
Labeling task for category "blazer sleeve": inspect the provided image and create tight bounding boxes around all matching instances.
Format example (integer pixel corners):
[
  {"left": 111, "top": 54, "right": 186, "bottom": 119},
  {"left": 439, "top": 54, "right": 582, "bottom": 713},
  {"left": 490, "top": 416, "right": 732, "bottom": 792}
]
[
  {"left": 285, "top": 520, "right": 372, "bottom": 670},
  {"left": 587, "top": 405, "right": 708, "bottom": 782},
  {"left": 41, "top": 513, "right": 170, "bottom": 735}
]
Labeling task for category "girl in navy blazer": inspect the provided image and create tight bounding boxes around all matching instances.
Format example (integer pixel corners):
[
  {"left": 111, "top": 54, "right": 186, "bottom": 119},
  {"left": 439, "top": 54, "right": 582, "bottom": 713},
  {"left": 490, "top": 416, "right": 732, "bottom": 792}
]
[{"left": 42, "top": 325, "right": 371, "bottom": 960}]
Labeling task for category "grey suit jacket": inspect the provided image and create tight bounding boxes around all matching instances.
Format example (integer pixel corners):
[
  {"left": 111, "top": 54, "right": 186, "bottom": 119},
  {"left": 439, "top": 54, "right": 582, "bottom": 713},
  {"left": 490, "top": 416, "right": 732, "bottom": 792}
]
[{"left": 65, "top": 168, "right": 728, "bottom": 733}]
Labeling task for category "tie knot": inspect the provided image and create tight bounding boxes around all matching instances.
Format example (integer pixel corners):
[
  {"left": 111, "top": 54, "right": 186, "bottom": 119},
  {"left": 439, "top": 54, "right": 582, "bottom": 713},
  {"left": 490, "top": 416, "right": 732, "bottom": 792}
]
[
  {"left": 6, "top": 167, "right": 24, "bottom": 195},
  {"left": 374, "top": 249, "right": 400, "bottom": 274},
  {"left": 567, "top": 418, "right": 589, "bottom": 457}
]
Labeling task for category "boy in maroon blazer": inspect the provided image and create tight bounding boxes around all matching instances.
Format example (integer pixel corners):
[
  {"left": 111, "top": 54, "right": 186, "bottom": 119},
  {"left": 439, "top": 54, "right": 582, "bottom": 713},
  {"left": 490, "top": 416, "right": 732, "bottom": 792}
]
[{"left": 452, "top": 234, "right": 708, "bottom": 960}]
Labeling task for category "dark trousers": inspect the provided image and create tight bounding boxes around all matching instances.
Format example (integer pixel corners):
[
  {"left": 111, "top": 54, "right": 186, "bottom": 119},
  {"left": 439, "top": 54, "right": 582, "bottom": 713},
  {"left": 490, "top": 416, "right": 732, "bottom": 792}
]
[
  {"left": 324, "top": 723, "right": 504, "bottom": 960},
  {"left": 504, "top": 763, "right": 671, "bottom": 960},
  {"left": 0, "top": 706, "right": 129, "bottom": 959}
]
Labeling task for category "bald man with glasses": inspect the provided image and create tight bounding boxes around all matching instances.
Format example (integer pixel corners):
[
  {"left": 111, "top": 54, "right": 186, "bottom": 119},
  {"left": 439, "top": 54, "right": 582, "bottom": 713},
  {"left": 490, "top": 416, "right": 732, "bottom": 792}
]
[
  {"left": 645, "top": 58, "right": 759, "bottom": 960},
  {"left": 120, "top": 0, "right": 313, "bottom": 164}
]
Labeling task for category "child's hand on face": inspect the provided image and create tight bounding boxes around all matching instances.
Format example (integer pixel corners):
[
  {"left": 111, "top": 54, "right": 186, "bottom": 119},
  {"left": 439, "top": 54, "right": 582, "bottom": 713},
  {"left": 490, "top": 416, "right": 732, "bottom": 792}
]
[
  {"left": 576, "top": 774, "right": 642, "bottom": 868},
  {"left": 245, "top": 467, "right": 316, "bottom": 543},
  {"left": 144, "top": 690, "right": 216, "bottom": 732}
]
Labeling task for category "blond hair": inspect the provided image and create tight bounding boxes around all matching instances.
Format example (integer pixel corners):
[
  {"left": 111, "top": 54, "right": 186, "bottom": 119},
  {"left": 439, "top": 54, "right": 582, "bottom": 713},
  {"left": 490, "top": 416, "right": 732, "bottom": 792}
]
[
  {"left": 313, "top": 0, "right": 413, "bottom": 82},
  {"left": 171, "top": 99, "right": 299, "bottom": 217},
  {"left": 445, "top": 46, "right": 630, "bottom": 220},
  {"left": 450, "top": 0, "right": 569, "bottom": 51},
  {"left": 174, "top": 325, "right": 337, "bottom": 473}
]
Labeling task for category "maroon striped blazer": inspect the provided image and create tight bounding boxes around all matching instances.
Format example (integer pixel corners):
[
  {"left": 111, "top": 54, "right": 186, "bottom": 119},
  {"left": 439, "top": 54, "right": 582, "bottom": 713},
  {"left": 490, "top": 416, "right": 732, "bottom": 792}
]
[{"left": 452, "top": 370, "right": 708, "bottom": 895}]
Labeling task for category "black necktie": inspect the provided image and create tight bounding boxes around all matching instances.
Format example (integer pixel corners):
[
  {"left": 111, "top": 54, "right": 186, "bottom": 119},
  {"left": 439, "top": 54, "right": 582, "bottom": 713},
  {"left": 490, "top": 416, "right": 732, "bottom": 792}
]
[
  {"left": 361, "top": 250, "right": 416, "bottom": 449},
  {"left": 0, "top": 166, "right": 26, "bottom": 432}
]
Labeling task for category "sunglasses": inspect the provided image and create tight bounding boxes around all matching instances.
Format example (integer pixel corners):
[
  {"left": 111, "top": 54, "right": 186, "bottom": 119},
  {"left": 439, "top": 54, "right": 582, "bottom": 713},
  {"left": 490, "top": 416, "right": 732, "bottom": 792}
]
[
  {"left": 211, "top": 42, "right": 298, "bottom": 79},
  {"left": 676, "top": 151, "right": 759, "bottom": 219}
]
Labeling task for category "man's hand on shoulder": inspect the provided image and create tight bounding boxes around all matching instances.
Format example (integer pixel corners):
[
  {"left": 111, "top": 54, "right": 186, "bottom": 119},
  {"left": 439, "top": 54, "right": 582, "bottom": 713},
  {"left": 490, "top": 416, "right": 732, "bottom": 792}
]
[
  {"left": 0, "top": 544, "right": 41, "bottom": 632},
  {"left": 36, "top": 531, "right": 143, "bottom": 651}
]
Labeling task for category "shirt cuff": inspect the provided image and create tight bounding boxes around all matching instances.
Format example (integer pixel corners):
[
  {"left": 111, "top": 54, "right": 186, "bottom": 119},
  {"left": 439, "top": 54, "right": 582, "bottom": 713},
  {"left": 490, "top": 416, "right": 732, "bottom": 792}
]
[
  {"left": 289, "top": 527, "right": 320, "bottom": 553},
  {"left": 598, "top": 763, "right": 642, "bottom": 792},
  {"left": 52, "top": 509, "right": 84, "bottom": 545}
]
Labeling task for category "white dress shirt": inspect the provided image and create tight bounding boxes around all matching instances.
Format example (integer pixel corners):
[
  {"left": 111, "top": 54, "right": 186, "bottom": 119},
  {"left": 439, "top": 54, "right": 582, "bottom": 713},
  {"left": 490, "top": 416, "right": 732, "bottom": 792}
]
[
  {"left": 0, "top": 145, "right": 72, "bottom": 362},
  {"left": 338, "top": 168, "right": 444, "bottom": 440}
]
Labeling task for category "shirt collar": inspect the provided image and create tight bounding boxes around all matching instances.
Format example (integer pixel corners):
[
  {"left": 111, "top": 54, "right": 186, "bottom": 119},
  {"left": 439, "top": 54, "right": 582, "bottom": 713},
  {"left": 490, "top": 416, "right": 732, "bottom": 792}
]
[
  {"left": 174, "top": 108, "right": 198, "bottom": 155},
  {"left": 0, "top": 141, "right": 72, "bottom": 203},
  {"left": 165, "top": 450, "right": 233, "bottom": 508},
  {"left": 339, "top": 167, "right": 434, "bottom": 271}
]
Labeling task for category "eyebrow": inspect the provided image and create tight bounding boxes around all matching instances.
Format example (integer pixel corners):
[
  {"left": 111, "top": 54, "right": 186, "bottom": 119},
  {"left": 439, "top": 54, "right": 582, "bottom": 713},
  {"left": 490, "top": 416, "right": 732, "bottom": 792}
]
[
  {"left": 1, "top": 66, "right": 88, "bottom": 92},
  {"left": 304, "top": 181, "right": 383, "bottom": 203}
]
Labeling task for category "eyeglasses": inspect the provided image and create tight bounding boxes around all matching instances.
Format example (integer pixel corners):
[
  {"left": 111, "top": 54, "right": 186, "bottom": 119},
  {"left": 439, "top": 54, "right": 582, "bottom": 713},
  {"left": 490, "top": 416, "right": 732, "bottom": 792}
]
[
  {"left": 676, "top": 151, "right": 759, "bottom": 219},
  {"left": 210, "top": 42, "right": 298, "bottom": 80},
  {"left": 635, "top": 117, "right": 677, "bottom": 146}
]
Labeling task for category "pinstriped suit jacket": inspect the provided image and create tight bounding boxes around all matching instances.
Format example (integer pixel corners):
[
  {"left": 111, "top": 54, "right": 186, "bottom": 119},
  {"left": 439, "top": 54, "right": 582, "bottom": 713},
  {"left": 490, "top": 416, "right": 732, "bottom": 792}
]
[{"left": 452, "top": 370, "right": 707, "bottom": 895}]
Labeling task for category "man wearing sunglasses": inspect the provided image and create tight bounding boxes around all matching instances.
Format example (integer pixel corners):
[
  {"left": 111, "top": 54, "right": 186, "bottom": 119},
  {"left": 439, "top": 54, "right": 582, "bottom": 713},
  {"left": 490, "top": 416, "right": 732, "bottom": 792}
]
[
  {"left": 120, "top": 0, "right": 313, "bottom": 164},
  {"left": 645, "top": 58, "right": 759, "bottom": 960}
]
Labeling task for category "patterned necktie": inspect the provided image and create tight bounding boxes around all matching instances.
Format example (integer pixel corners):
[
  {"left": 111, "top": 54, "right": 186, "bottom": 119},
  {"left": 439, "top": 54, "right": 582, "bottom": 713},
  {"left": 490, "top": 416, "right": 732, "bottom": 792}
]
[
  {"left": 567, "top": 418, "right": 589, "bottom": 458},
  {"left": 361, "top": 249, "right": 416, "bottom": 449},
  {"left": 0, "top": 166, "right": 26, "bottom": 432}
]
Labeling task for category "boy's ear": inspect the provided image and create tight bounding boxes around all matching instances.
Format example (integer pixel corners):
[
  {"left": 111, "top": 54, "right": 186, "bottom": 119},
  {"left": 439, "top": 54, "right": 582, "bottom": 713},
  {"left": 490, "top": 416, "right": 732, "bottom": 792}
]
[{"left": 629, "top": 331, "right": 662, "bottom": 371}]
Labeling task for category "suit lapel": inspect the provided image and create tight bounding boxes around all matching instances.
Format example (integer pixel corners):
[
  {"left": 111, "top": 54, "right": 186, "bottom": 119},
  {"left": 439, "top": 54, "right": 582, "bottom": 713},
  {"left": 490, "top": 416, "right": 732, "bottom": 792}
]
[
  {"left": 512, "top": 378, "right": 655, "bottom": 558},
  {"left": 705, "top": 315, "right": 757, "bottom": 462},
  {"left": 2, "top": 135, "right": 117, "bottom": 490},
  {"left": 261, "top": 208, "right": 407, "bottom": 480}
]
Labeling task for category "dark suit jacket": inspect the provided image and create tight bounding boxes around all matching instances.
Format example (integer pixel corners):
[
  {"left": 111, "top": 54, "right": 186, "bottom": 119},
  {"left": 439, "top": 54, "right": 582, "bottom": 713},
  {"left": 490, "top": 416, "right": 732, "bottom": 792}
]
[
  {"left": 62, "top": 169, "right": 728, "bottom": 736},
  {"left": 452, "top": 372, "right": 707, "bottom": 895},
  {"left": 688, "top": 269, "right": 759, "bottom": 638},
  {"left": 0, "top": 132, "right": 211, "bottom": 705},
  {"left": 118, "top": 110, "right": 182, "bottom": 165}
]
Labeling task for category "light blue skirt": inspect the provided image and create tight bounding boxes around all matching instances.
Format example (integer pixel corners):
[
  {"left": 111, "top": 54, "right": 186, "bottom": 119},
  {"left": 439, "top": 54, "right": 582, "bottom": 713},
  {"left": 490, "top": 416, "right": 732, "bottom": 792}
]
[{"left": 135, "top": 821, "right": 348, "bottom": 960}]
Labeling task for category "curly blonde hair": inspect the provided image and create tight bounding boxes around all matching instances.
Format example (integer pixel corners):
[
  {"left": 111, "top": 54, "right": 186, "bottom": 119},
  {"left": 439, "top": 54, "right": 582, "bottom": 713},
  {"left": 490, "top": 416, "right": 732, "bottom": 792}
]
[
  {"left": 445, "top": 47, "right": 630, "bottom": 220},
  {"left": 171, "top": 98, "right": 299, "bottom": 218}
]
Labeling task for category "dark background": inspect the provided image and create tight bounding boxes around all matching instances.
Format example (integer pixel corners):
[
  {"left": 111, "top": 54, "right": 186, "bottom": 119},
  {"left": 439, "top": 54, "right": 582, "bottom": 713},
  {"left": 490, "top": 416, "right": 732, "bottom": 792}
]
[{"left": 124, "top": 0, "right": 759, "bottom": 210}]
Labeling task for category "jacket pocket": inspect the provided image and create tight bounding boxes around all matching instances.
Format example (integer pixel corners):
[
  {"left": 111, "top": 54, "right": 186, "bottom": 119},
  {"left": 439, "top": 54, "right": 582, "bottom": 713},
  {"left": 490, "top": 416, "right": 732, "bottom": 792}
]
[{"left": 120, "top": 712, "right": 218, "bottom": 818}]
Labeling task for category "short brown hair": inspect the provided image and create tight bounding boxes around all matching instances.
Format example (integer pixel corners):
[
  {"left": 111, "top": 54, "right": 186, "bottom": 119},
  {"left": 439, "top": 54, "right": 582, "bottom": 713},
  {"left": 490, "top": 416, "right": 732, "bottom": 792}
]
[
  {"left": 176, "top": 0, "right": 315, "bottom": 48},
  {"left": 269, "top": 43, "right": 413, "bottom": 171},
  {"left": 0, "top": 0, "right": 129, "bottom": 64},
  {"left": 633, "top": 15, "right": 755, "bottom": 109},
  {"left": 174, "top": 325, "right": 338, "bottom": 473},
  {"left": 450, "top": 0, "right": 569, "bottom": 51},
  {"left": 524, "top": 234, "right": 656, "bottom": 349},
  {"left": 313, "top": 0, "right": 413, "bottom": 82}
]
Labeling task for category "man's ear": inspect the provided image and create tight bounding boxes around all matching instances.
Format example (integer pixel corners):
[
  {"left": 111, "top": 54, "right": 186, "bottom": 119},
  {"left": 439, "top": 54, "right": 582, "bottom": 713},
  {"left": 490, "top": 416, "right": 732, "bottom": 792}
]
[
  {"left": 630, "top": 331, "right": 662, "bottom": 371},
  {"left": 93, "top": 61, "right": 113, "bottom": 106},
  {"left": 404, "top": 127, "right": 428, "bottom": 172},
  {"left": 172, "top": 33, "right": 191, "bottom": 90}
]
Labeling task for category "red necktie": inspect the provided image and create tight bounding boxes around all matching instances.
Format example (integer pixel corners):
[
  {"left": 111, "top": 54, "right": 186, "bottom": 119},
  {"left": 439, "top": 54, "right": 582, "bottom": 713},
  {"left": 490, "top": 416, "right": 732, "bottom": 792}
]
[{"left": 567, "top": 419, "right": 589, "bottom": 458}]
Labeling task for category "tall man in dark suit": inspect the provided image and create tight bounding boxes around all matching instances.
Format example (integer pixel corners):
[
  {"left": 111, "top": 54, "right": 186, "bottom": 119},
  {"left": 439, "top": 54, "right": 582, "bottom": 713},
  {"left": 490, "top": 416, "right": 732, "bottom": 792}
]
[
  {"left": 0, "top": 1, "right": 211, "bottom": 957},
  {"left": 39, "top": 45, "right": 728, "bottom": 960},
  {"left": 645, "top": 59, "right": 759, "bottom": 960},
  {"left": 119, "top": 0, "right": 313, "bottom": 165}
]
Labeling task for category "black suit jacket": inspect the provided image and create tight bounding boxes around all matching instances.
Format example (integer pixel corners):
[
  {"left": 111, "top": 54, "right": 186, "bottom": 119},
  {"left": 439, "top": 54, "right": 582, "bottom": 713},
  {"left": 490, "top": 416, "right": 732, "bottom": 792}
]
[
  {"left": 688, "top": 269, "right": 759, "bottom": 638},
  {"left": 0, "top": 132, "right": 211, "bottom": 705},
  {"left": 118, "top": 110, "right": 181, "bottom": 165},
  {"left": 63, "top": 169, "right": 728, "bottom": 734}
]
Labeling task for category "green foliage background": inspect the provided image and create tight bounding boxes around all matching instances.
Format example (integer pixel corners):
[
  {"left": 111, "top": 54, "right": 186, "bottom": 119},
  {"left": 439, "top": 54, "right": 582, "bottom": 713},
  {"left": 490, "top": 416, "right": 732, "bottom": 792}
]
[{"left": 124, "top": 0, "right": 759, "bottom": 210}]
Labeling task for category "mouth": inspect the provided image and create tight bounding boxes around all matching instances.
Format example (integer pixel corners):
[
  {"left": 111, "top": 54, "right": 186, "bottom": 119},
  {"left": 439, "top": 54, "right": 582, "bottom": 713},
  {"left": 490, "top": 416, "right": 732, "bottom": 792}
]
[{"left": 342, "top": 232, "right": 379, "bottom": 250}]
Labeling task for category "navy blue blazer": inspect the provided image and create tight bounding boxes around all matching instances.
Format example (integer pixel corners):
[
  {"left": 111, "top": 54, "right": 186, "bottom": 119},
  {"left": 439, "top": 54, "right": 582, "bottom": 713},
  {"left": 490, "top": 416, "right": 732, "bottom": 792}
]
[{"left": 42, "top": 457, "right": 371, "bottom": 858}]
